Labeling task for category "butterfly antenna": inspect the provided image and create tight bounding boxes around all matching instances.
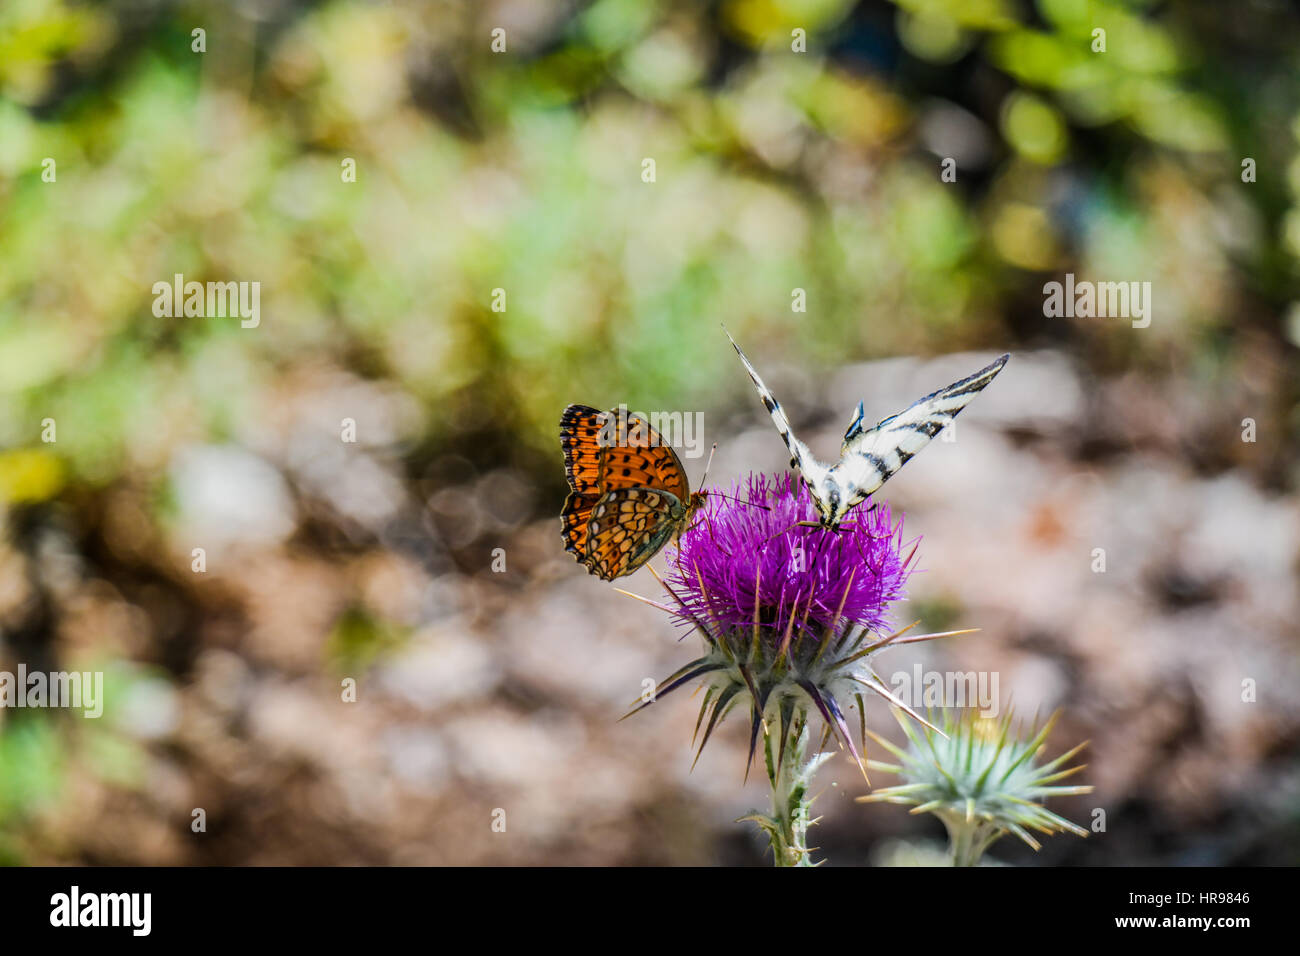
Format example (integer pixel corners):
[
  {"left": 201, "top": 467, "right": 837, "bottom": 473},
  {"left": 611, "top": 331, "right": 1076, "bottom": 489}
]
[
  {"left": 698, "top": 442, "right": 717, "bottom": 488},
  {"left": 709, "top": 491, "right": 771, "bottom": 511},
  {"left": 694, "top": 442, "right": 773, "bottom": 512}
]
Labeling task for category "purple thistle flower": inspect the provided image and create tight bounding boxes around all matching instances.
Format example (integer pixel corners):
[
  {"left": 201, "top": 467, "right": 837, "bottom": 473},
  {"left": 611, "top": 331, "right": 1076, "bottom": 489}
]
[
  {"left": 621, "top": 471, "right": 976, "bottom": 801},
  {"left": 665, "top": 472, "right": 914, "bottom": 643},
  {"left": 615, "top": 481, "right": 984, "bottom": 868}
]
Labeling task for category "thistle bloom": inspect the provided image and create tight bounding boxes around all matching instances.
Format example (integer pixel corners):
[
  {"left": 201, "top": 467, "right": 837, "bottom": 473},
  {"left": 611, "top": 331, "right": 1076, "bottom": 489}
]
[
  {"left": 620, "top": 472, "right": 975, "bottom": 865},
  {"left": 665, "top": 473, "right": 911, "bottom": 641},
  {"left": 857, "top": 707, "right": 1093, "bottom": 866}
]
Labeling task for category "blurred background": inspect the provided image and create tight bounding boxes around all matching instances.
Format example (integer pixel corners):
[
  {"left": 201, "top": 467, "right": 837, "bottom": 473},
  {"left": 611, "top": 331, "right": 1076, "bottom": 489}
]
[{"left": 0, "top": 0, "right": 1298, "bottom": 865}]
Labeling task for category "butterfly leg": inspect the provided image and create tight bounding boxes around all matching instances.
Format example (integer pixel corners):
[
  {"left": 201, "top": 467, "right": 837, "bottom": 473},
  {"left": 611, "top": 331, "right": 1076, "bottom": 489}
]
[
  {"left": 701, "top": 511, "right": 731, "bottom": 556},
  {"left": 841, "top": 502, "right": 891, "bottom": 541},
  {"left": 682, "top": 510, "right": 729, "bottom": 555},
  {"left": 683, "top": 520, "right": 726, "bottom": 559},
  {"left": 762, "top": 519, "right": 826, "bottom": 543},
  {"left": 835, "top": 503, "right": 878, "bottom": 530}
]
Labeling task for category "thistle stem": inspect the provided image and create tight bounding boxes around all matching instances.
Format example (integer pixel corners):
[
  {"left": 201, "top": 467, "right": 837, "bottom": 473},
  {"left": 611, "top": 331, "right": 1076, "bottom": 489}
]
[
  {"left": 941, "top": 814, "right": 1000, "bottom": 867},
  {"left": 763, "top": 710, "right": 815, "bottom": 866}
]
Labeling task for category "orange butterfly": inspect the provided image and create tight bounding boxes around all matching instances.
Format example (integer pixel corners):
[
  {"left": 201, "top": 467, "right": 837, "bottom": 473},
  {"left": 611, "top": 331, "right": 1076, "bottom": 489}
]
[{"left": 560, "top": 404, "right": 707, "bottom": 580}]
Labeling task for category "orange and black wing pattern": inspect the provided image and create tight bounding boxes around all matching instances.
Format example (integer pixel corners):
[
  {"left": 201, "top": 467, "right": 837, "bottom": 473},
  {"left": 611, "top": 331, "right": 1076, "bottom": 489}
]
[
  {"left": 560, "top": 405, "right": 606, "bottom": 560},
  {"left": 560, "top": 490, "right": 601, "bottom": 561},
  {"left": 559, "top": 404, "right": 698, "bottom": 580},
  {"left": 582, "top": 488, "right": 681, "bottom": 580},
  {"left": 596, "top": 411, "right": 691, "bottom": 502},
  {"left": 560, "top": 404, "right": 605, "bottom": 495}
]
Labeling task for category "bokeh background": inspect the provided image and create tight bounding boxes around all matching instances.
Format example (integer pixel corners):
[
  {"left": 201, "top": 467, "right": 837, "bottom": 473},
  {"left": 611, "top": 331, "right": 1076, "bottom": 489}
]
[{"left": 1, "top": 0, "right": 1298, "bottom": 865}]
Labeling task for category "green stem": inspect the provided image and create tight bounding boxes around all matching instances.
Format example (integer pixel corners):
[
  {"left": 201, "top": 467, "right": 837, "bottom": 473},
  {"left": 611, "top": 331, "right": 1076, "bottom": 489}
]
[
  {"left": 942, "top": 815, "right": 1000, "bottom": 867},
  {"left": 763, "top": 710, "right": 814, "bottom": 867}
]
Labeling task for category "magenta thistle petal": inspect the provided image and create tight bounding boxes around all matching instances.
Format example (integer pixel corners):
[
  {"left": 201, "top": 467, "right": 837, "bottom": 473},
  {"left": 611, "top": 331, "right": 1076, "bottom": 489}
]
[{"left": 665, "top": 473, "right": 913, "bottom": 643}]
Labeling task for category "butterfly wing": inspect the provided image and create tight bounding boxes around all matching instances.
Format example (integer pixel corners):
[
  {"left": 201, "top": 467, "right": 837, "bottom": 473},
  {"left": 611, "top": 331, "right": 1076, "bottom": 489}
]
[
  {"left": 597, "top": 410, "right": 691, "bottom": 502},
  {"left": 559, "top": 404, "right": 695, "bottom": 577},
  {"left": 560, "top": 404, "right": 610, "bottom": 560},
  {"left": 560, "top": 404, "right": 606, "bottom": 494},
  {"left": 560, "top": 490, "right": 600, "bottom": 559},
  {"left": 724, "top": 327, "right": 829, "bottom": 488},
  {"left": 834, "top": 352, "right": 1010, "bottom": 509},
  {"left": 582, "top": 488, "right": 686, "bottom": 580}
]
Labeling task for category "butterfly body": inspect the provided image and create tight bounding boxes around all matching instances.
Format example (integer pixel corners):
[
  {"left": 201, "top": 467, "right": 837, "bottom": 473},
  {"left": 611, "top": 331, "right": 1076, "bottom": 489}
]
[
  {"left": 560, "top": 404, "right": 706, "bottom": 580},
  {"left": 725, "top": 329, "right": 1009, "bottom": 529}
]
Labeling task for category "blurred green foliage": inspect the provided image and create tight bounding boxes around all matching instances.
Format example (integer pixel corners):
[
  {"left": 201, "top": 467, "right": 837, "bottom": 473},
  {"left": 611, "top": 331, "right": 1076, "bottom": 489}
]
[
  {"left": 0, "top": 0, "right": 1295, "bottom": 497},
  {"left": 0, "top": 661, "right": 155, "bottom": 863},
  {"left": 327, "top": 604, "right": 409, "bottom": 675},
  {"left": 0, "top": 719, "right": 63, "bottom": 833}
]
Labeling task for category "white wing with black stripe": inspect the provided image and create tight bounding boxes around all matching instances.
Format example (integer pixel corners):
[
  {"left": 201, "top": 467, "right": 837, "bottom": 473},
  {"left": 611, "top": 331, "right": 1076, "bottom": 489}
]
[
  {"left": 724, "top": 327, "right": 830, "bottom": 491},
  {"left": 830, "top": 353, "right": 1010, "bottom": 514},
  {"left": 725, "top": 326, "right": 1009, "bottom": 528}
]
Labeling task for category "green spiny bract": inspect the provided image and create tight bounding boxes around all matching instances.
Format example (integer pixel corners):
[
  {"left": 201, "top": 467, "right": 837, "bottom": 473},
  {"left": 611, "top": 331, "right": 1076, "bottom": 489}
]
[
  {"left": 624, "top": 575, "right": 974, "bottom": 779},
  {"left": 858, "top": 706, "right": 1093, "bottom": 864}
]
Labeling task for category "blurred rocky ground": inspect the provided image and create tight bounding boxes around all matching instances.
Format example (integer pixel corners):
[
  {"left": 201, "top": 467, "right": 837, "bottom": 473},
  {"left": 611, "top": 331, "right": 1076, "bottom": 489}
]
[{"left": 3, "top": 347, "right": 1295, "bottom": 866}]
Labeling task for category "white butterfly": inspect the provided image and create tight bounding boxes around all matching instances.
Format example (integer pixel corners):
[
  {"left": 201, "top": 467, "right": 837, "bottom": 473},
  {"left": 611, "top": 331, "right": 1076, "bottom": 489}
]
[{"left": 725, "top": 328, "right": 1009, "bottom": 529}]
